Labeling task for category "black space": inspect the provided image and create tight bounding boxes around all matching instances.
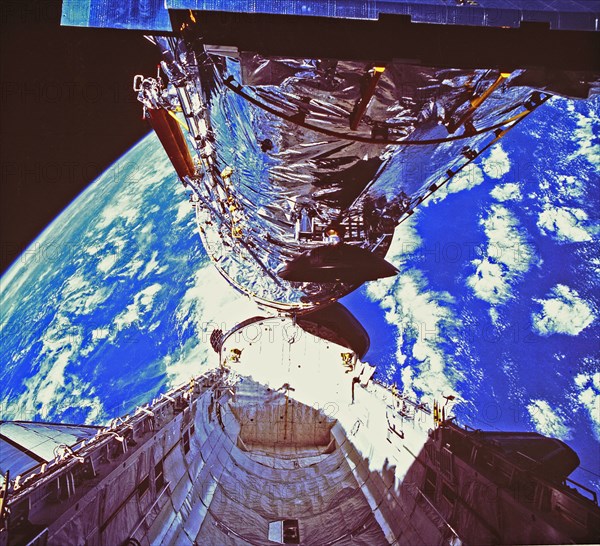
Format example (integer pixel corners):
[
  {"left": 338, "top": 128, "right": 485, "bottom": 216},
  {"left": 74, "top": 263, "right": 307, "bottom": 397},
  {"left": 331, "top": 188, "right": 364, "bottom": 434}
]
[{"left": 0, "top": 0, "right": 159, "bottom": 275}]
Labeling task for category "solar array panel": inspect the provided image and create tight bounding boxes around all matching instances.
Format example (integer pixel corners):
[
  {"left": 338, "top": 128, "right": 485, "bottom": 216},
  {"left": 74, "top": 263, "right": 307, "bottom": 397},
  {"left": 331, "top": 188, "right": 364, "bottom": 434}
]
[{"left": 62, "top": 0, "right": 600, "bottom": 32}]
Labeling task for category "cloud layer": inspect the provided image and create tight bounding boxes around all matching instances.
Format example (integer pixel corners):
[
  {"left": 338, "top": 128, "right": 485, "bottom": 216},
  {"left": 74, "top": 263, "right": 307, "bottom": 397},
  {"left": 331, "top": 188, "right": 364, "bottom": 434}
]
[
  {"left": 527, "top": 399, "right": 572, "bottom": 440},
  {"left": 537, "top": 205, "right": 594, "bottom": 243},
  {"left": 531, "top": 284, "right": 595, "bottom": 336},
  {"left": 467, "top": 204, "right": 537, "bottom": 307},
  {"left": 574, "top": 372, "right": 600, "bottom": 440}
]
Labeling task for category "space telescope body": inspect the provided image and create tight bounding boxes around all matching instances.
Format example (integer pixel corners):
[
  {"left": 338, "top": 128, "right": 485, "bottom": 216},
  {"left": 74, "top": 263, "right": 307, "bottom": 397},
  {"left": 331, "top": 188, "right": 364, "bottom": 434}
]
[
  {"left": 1, "top": 1, "right": 600, "bottom": 544},
  {"left": 121, "top": 1, "right": 600, "bottom": 312}
]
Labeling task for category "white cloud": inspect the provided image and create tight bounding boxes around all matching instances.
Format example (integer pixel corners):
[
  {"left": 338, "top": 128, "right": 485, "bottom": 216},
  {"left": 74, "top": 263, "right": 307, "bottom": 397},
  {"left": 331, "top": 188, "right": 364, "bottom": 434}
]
[
  {"left": 569, "top": 111, "right": 600, "bottom": 167},
  {"left": 162, "top": 343, "right": 212, "bottom": 390},
  {"left": 113, "top": 283, "right": 163, "bottom": 332},
  {"left": 482, "top": 205, "right": 535, "bottom": 274},
  {"left": 6, "top": 312, "right": 104, "bottom": 424},
  {"left": 364, "top": 219, "right": 467, "bottom": 402},
  {"left": 176, "top": 264, "right": 260, "bottom": 337},
  {"left": 537, "top": 204, "right": 595, "bottom": 243},
  {"left": 482, "top": 145, "right": 511, "bottom": 179},
  {"left": 92, "top": 327, "right": 110, "bottom": 340},
  {"left": 366, "top": 268, "right": 459, "bottom": 404},
  {"left": 97, "top": 253, "right": 118, "bottom": 273},
  {"left": 170, "top": 263, "right": 261, "bottom": 387},
  {"left": 574, "top": 372, "right": 600, "bottom": 440},
  {"left": 149, "top": 320, "right": 161, "bottom": 332},
  {"left": 532, "top": 284, "right": 595, "bottom": 336},
  {"left": 467, "top": 204, "right": 537, "bottom": 307},
  {"left": 352, "top": 219, "right": 422, "bottom": 315},
  {"left": 426, "top": 163, "right": 485, "bottom": 205},
  {"left": 557, "top": 175, "right": 586, "bottom": 200},
  {"left": 384, "top": 214, "right": 423, "bottom": 265},
  {"left": 490, "top": 182, "right": 521, "bottom": 202},
  {"left": 527, "top": 399, "right": 572, "bottom": 440},
  {"left": 98, "top": 200, "right": 140, "bottom": 230},
  {"left": 176, "top": 199, "right": 193, "bottom": 223},
  {"left": 140, "top": 251, "right": 161, "bottom": 278},
  {"left": 122, "top": 258, "right": 146, "bottom": 278},
  {"left": 467, "top": 257, "right": 511, "bottom": 305},
  {"left": 62, "top": 273, "right": 88, "bottom": 295},
  {"left": 57, "top": 272, "right": 111, "bottom": 316}
]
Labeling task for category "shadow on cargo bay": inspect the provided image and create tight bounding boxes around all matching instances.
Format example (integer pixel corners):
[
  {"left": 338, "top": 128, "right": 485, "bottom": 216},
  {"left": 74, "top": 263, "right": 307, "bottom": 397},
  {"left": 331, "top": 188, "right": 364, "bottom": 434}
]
[
  {"left": 0, "top": 371, "right": 598, "bottom": 545},
  {"left": 192, "top": 374, "right": 598, "bottom": 545}
]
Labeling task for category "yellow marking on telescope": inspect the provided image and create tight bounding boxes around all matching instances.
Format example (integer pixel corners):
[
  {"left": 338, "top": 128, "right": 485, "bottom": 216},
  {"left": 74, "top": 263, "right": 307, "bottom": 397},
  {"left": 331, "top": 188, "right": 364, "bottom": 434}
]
[
  {"left": 167, "top": 110, "right": 190, "bottom": 133},
  {"left": 491, "top": 110, "right": 530, "bottom": 143},
  {"left": 470, "top": 72, "right": 511, "bottom": 109},
  {"left": 503, "top": 110, "right": 530, "bottom": 124}
]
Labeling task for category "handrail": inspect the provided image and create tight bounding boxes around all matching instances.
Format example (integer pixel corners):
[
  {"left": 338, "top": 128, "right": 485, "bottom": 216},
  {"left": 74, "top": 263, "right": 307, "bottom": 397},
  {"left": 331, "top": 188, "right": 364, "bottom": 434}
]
[
  {"left": 414, "top": 485, "right": 461, "bottom": 543},
  {"left": 372, "top": 378, "right": 431, "bottom": 415},
  {"left": 515, "top": 450, "right": 539, "bottom": 465},
  {"left": 23, "top": 527, "right": 48, "bottom": 546},
  {"left": 223, "top": 75, "right": 545, "bottom": 147},
  {"left": 565, "top": 477, "right": 598, "bottom": 505},
  {"left": 129, "top": 482, "right": 171, "bottom": 539},
  {"left": 5, "top": 371, "right": 220, "bottom": 495}
]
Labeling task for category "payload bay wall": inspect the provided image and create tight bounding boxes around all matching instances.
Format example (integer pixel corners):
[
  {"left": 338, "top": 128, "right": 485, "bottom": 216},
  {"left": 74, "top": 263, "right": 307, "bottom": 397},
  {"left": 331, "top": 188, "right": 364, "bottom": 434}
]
[{"left": 1, "top": 371, "right": 599, "bottom": 544}]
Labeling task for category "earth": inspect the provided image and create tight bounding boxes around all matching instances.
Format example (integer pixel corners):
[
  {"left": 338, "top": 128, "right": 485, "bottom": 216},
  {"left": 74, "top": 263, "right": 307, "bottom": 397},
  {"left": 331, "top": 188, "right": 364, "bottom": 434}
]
[{"left": 1, "top": 96, "right": 598, "bottom": 496}]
